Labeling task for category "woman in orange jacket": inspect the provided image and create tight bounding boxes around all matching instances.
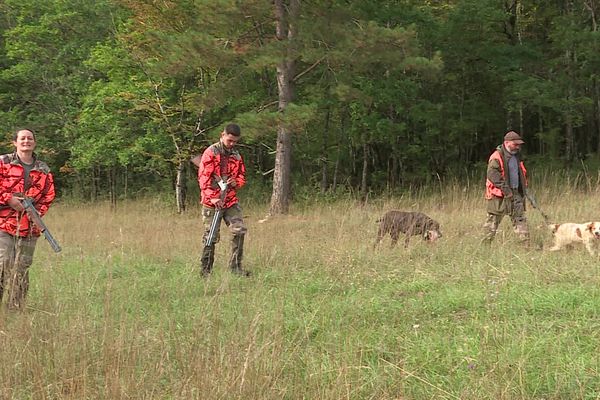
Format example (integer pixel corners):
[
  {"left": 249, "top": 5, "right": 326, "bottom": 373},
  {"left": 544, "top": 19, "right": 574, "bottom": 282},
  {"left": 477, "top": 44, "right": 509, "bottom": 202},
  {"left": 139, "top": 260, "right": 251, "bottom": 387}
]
[{"left": 0, "top": 128, "right": 55, "bottom": 310}]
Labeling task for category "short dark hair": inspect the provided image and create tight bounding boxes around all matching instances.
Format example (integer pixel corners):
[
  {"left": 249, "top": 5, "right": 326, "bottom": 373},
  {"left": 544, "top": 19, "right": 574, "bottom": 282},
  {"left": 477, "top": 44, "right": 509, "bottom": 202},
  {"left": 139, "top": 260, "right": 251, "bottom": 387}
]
[
  {"left": 224, "top": 123, "right": 241, "bottom": 137},
  {"left": 13, "top": 128, "right": 36, "bottom": 141}
]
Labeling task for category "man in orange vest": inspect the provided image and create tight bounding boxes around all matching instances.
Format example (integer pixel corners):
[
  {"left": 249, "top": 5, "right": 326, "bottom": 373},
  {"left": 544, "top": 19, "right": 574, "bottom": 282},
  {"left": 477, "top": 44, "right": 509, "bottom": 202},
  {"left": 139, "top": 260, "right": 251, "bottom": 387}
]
[{"left": 482, "top": 131, "right": 529, "bottom": 244}]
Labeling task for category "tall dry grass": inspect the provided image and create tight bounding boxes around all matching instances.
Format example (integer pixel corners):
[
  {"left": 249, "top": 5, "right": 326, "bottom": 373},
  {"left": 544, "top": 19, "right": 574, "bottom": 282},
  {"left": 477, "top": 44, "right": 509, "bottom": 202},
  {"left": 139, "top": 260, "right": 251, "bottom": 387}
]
[{"left": 1, "top": 172, "right": 600, "bottom": 399}]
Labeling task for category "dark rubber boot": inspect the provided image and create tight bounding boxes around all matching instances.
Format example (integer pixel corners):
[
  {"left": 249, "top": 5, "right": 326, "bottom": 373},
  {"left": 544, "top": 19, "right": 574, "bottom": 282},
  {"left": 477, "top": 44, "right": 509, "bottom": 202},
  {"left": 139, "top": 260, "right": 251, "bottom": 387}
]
[
  {"left": 201, "top": 245, "right": 215, "bottom": 277},
  {"left": 230, "top": 235, "right": 250, "bottom": 276}
]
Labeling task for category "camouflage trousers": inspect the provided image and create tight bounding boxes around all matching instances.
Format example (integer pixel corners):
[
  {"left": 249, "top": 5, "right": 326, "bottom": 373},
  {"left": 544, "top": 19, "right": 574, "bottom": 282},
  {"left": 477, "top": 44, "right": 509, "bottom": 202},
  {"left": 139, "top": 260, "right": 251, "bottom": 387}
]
[
  {"left": 0, "top": 231, "right": 38, "bottom": 310},
  {"left": 200, "top": 203, "right": 247, "bottom": 275},
  {"left": 482, "top": 192, "right": 529, "bottom": 243}
]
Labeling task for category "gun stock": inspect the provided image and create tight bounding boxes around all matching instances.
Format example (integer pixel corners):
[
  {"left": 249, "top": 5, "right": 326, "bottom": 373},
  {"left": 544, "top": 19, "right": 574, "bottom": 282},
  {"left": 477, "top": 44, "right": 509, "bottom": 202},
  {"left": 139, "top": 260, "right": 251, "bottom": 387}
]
[{"left": 21, "top": 198, "right": 62, "bottom": 253}]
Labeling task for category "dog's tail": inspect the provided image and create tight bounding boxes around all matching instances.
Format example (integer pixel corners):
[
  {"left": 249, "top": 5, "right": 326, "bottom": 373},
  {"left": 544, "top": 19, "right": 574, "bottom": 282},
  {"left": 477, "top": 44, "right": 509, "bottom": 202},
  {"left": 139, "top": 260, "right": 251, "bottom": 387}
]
[{"left": 548, "top": 223, "right": 560, "bottom": 234}]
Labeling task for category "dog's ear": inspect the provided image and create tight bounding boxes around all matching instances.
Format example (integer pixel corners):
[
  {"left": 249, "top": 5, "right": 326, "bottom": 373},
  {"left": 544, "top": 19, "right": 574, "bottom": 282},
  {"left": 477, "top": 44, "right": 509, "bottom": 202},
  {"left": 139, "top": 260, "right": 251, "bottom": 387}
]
[
  {"left": 588, "top": 223, "right": 595, "bottom": 232},
  {"left": 426, "top": 220, "right": 439, "bottom": 230}
]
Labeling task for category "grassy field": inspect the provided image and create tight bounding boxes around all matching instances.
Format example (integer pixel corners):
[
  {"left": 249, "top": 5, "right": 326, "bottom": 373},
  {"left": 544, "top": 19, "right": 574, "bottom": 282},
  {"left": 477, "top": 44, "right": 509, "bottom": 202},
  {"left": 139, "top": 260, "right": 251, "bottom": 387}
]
[{"left": 1, "top": 183, "right": 600, "bottom": 399}]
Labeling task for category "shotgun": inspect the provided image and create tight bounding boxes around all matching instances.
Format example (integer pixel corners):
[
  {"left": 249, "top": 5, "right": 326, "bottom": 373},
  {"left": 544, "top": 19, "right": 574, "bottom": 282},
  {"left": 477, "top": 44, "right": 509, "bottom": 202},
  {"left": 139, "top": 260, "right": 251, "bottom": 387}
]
[
  {"left": 20, "top": 197, "right": 62, "bottom": 253},
  {"left": 524, "top": 190, "right": 551, "bottom": 224},
  {"left": 204, "top": 179, "right": 228, "bottom": 247}
]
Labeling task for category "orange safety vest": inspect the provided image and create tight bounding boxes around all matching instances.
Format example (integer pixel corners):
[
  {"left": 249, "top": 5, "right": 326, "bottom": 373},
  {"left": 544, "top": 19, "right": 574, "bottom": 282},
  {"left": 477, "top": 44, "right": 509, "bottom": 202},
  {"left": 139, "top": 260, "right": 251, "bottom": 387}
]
[{"left": 485, "top": 150, "right": 527, "bottom": 199}]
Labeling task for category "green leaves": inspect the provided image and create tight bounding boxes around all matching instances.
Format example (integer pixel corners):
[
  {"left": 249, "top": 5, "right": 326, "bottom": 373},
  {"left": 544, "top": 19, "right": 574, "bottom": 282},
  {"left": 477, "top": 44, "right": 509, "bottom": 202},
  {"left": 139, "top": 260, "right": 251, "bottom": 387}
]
[{"left": 2, "top": 0, "right": 600, "bottom": 198}]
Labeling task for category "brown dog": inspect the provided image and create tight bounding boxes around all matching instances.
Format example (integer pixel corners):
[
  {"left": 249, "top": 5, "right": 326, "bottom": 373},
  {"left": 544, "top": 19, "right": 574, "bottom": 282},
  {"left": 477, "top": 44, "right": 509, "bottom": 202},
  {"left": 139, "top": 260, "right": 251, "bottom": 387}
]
[{"left": 374, "top": 210, "right": 442, "bottom": 248}]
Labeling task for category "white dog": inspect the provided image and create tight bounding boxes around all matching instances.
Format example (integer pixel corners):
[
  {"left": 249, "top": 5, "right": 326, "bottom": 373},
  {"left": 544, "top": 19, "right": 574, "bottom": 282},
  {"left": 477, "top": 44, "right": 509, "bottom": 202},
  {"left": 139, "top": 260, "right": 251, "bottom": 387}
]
[{"left": 547, "top": 222, "right": 600, "bottom": 256}]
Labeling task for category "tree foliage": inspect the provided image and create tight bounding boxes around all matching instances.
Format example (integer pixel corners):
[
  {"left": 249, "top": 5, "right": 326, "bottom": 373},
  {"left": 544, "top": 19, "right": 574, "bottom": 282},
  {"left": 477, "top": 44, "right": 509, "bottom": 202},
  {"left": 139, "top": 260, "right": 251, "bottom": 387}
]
[{"left": 1, "top": 0, "right": 600, "bottom": 204}]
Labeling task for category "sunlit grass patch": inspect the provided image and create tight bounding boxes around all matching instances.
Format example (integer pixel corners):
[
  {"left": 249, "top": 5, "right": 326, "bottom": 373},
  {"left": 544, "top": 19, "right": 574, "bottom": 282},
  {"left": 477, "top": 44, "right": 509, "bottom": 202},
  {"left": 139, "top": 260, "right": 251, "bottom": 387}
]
[{"left": 2, "top": 181, "right": 600, "bottom": 399}]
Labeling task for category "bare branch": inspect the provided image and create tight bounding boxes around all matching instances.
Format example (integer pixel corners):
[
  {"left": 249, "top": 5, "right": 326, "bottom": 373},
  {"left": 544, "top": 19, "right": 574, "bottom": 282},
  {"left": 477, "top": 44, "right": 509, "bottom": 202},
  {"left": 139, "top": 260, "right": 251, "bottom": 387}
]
[{"left": 293, "top": 55, "right": 326, "bottom": 82}]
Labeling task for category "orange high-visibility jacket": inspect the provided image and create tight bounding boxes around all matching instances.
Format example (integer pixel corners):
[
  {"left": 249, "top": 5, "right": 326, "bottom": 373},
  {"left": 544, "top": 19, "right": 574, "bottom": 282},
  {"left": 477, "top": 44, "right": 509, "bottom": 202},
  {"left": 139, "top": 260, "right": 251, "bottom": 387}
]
[
  {"left": 0, "top": 153, "right": 55, "bottom": 237},
  {"left": 485, "top": 148, "right": 527, "bottom": 199}
]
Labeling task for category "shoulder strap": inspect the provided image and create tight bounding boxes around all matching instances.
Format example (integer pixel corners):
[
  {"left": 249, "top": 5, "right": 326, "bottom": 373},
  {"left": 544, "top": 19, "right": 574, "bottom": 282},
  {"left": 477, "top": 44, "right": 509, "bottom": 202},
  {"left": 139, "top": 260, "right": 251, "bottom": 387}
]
[
  {"left": 0, "top": 153, "right": 24, "bottom": 193},
  {"left": 0, "top": 153, "right": 14, "bottom": 164}
]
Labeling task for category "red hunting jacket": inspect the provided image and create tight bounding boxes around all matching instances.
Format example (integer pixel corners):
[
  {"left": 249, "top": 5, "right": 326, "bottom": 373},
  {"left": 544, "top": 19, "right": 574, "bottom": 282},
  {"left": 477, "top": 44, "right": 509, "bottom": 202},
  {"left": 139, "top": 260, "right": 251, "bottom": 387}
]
[
  {"left": 0, "top": 153, "right": 55, "bottom": 237},
  {"left": 198, "top": 142, "right": 246, "bottom": 208}
]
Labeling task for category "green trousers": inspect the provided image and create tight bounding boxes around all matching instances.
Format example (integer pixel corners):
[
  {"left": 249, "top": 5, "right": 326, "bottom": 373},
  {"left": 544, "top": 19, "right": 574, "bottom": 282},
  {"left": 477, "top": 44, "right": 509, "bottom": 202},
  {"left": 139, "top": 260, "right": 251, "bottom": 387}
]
[
  {"left": 200, "top": 203, "right": 248, "bottom": 275},
  {"left": 0, "top": 231, "right": 38, "bottom": 310}
]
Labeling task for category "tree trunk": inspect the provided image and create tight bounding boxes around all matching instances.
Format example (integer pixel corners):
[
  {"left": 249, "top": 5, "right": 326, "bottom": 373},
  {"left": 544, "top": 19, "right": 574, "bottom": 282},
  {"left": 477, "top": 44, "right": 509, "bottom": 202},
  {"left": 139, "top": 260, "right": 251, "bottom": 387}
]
[
  {"left": 332, "top": 108, "right": 346, "bottom": 192},
  {"left": 320, "top": 108, "right": 330, "bottom": 193},
  {"left": 109, "top": 166, "right": 117, "bottom": 210},
  {"left": 538, "top": 110, "right": 545, "bottom": 155},
  {"left": 270, "top": 0, "right": 299, "bottom": 215},
  {"left": 271, "top": 127, "right": 292, "bottom": 214},
  {"left": 391, "top": 140, "right": 399, "bottom": 190},
  {"left": 124, "top": 165, "right": 128, "bottom": 199},
  {"left": 565, "top": 110, "right": 574, "bottom": 161},
  {"left": 360, "top": 136, "right": 368, "bottom": 200},
  {"left": 91, "top": 167, "right": 97, "bottom": 202},
  {"left": 175, "top": 160, "right": 187, "bottom": 214},
  {"left": 506, "top": 0, "right": 525, "bottom": 136},
  {"left": 516, "top": 0, "right": 523, "bottom": 44},
  {"left": 586, "top": 0, "right": 600, "bottom": 153},
  {"left": 563, "top": 0, "right": 575, "bottom": 161},
  {"left": 595, "top": 81, "right": 600, "bottom": 155}
]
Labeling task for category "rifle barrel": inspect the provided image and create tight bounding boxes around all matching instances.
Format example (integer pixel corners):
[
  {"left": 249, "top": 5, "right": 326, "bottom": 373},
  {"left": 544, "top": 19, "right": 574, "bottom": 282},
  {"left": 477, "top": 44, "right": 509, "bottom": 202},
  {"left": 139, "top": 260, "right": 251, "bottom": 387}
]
[
  {"left": 22, "top": 198, "right": 62, "bottom": 253},
  {"left": 205, "top": 208, "right": 224, "bottom": 247},
  {"left": 204, "top": 180, "right": 228, "bottom": 247}
]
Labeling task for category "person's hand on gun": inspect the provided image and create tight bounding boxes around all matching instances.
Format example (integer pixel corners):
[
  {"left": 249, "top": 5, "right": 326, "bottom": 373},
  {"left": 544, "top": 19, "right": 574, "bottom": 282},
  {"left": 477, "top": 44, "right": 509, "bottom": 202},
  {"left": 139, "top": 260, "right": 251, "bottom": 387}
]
[
  {"left": 210, "top": 179, "right": 229, "bottom": 208},
  {"left": 210, "top": 197, "right": 224, "bottom": 209},
  {"left": 226, "top": 176, "right": 237, "bottom": 188},
  {"left": 501, "top": 185, "right": 513, "bottom": 198},
  {"left": 8, "top": 193, "right": 25, "bottom": 212}
]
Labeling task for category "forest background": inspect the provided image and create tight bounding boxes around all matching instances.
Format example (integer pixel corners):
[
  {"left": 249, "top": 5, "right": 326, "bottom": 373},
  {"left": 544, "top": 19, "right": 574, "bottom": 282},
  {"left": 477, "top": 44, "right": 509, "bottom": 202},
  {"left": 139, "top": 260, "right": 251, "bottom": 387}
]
[{"left": 1, "top": 0, "right": 600, "bottom": 212}]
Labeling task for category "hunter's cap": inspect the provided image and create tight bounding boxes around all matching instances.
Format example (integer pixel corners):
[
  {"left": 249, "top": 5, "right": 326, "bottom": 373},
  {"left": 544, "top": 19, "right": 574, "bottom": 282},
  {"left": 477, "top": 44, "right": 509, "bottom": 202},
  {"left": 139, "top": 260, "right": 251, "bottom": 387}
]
[{"left": 504, "top": 131, "right": 525, "bottom": 144}]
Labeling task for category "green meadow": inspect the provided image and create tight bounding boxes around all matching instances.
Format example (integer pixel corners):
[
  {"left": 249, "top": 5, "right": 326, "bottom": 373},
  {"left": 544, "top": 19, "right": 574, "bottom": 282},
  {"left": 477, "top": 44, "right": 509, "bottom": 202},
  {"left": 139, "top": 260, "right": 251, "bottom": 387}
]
[{"left": 2, "top": 181, "right": 600, "bottom": 399}]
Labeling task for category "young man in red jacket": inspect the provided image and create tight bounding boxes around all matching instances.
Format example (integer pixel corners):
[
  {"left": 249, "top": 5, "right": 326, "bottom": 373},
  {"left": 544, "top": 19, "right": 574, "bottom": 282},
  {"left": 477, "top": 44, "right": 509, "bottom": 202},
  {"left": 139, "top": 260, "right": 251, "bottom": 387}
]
[
  {"left": 193, "top": 124, "right": 250, "bottom": 277},
  {"left": 0, "top": 128, "right": 55, "bottom": 310}
]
